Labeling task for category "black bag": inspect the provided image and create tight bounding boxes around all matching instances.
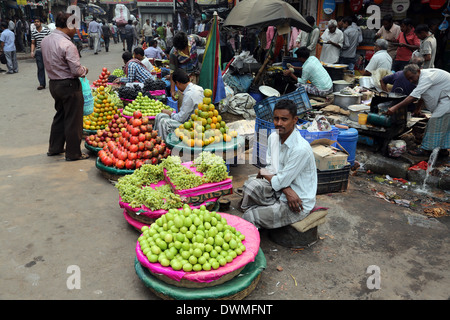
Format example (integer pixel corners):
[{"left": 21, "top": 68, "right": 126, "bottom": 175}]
[{"left": 0, "top": 53, "right": 6, "bottom": 65}]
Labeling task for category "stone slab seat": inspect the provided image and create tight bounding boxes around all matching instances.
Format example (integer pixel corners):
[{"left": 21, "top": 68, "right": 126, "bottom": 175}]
[{"left": 268, "top": 207, "right": 328, "bottom": 248}]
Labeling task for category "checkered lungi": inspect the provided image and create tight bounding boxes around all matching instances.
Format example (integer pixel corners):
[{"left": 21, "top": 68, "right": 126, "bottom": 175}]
[
  {"left": 421, "top": 113, "right": 450, "bottom": 151},
  {"left": 240, "top": 177, "right": 309, "bottom": 229},
  {"left": 299, "top": 84, "right": 333, "bottom": 98},
  {"left": 154, "top": 113, "right": 182, "bottom": 141}
]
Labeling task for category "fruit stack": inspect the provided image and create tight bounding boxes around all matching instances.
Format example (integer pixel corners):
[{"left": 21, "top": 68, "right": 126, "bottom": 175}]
[
  {"left": 114, "top": 161, "right": 219, "bottom": 230},
  {"left": 85, "top": 113, "right": 127, "bottom": 152},
  {"left": 83, "top": 86, "right": 120, "bottom": 131},
  {"left": 134, "top": 204, "right": 262, "bottom": 294},
  {"left": 92, "top": 67, "right": 112, "bottom": 88},
  {"left": 173, "top": 88, "right": 238, "bottom": 148},
  {"left": 97, "top": 110, "right": 171, "bottom": 171},
  {"left": 121, "top": 92, "right": 174, "bottom": 118}
]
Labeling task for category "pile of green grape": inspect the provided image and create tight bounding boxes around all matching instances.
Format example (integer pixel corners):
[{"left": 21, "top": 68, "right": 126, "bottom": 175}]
[
  {"left": 163, "top": 153, "right": 230, "bottom": 190},
  {"left": 138, "top": 204, "right": 246, "bottom": 272}
]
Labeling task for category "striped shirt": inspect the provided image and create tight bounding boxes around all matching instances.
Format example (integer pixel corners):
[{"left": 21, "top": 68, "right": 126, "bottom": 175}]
[
  {"left": 31, "top": 27, "right": 51, "bottom": 50},
  {"left": 297, "top": 56, "right": 333, "bottom": 91},
  {"left": 119, "top": 61, "right": 153, "bottom": 83}
]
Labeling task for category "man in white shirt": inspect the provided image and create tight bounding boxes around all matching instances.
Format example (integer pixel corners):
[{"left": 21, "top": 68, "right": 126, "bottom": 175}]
[
  {"left": 319, "top": 19, "right": 344, "bottom": 64},
  {"left": 387, "top": 64, "right": 449, "bottom": 157},
  {"left": 362, "top": 39, "right": 392, "bottom": 76},
  {"left": 240, "top": 99, "right": 317, "bottom": 229},
  {"left": 154, "top": 68, "right": 204, "bottom": 140},
  {"left": 88, "top": 18, "right": 102, "bottom": 54},
  {"left": 142, "top": 19, "right": 153, "bottom": 45},
  {"left": 296, "top": 16, "right": 320, "bottom": 56},
  {"left": 414, "top": 24, "right": 437, "bottom": 69}
]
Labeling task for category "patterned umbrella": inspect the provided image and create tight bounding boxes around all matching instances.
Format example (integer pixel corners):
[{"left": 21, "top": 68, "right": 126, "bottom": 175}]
[{"left": 87, "top": 4, "right": 106, "bottom": 16}]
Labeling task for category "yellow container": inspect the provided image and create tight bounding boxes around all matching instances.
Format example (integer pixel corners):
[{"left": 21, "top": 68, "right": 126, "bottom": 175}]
[{"left": 358, "top": 113, "right": 368, "bottom": 125}]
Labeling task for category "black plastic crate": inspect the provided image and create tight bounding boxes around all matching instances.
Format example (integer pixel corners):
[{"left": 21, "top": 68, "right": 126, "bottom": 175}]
[{"left": 317, "top": 165, "right": 351, "bottom": 195}]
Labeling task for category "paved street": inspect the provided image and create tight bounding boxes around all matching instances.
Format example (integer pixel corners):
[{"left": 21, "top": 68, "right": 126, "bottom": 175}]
[{"left": 1, "top": 41, "right": 449, "bottom": 302}]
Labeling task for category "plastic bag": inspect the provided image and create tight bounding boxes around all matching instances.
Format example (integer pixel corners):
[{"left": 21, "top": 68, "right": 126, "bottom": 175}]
[
  {"left": 80, "top": 77, "right": 94, "bottom": 116},
  {"left": 388, "top": 140, "right": 407, "bottom": 158},
  {"left": 306, "top": 115, "right": 332, "bottom": 132}
]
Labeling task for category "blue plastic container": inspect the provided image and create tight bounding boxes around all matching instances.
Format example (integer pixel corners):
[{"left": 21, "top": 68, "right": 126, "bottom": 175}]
[
  {"left": 249, "top": 90, "right": 264, "bottom": 103},
  {"left": 167, "top": 97, "right": 179, "bottom": 113},
  {"left": 337, "top": 128, "right": 358, "bottom": 166}
]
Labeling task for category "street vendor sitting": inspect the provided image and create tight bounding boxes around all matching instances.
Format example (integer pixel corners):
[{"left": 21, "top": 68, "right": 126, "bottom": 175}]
[
  {"left": 154, "top": 68, "right": 204, "bottom": 141},
  {"left": 240, "top": 99, "right": 317, "bottom": 229},
  {"left": 386, "top": 64, "right": 450, "bottom": 158},
  {"left": 283, "top": 46, "right": 333, "bottom": 97},
  {"left": 114, "top": 51, "right": 154, "bottom": 84}
]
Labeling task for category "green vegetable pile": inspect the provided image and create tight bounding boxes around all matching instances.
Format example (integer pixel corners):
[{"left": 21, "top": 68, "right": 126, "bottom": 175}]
[
  {"left": 116, "top": 164, "right": 182, "bottom": 210},
  {"left": 162, "top": 153, "right": 230, "bottom": 190},
  {"left": 138, "top": 204, "right": 246, "bottom": 272},
  {"left": 112, "top": 68, "right": 125, "bottom": 77},
  {"left": 122, "top": 92, "right": 173, "bottom": 117}
]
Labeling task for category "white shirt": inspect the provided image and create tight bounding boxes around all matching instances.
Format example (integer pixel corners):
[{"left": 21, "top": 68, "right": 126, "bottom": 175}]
[
  {"left": 266, "top": 129, "right": 317, "bottom": 215},
  {"left": 365, "top": 49, "right": 392, "bottom": 73},
  {"left": 171, "top": 83, "right": 204, "bottom": 123},
  {"left": 296, "top": 28, "right": 320, "bottom": 55},
  {"left": 410, "top": 69, "right": 450, "bottom": 118},
  {"left": 320, "top": 28, "right": 344, "bottom": 64},
  {"left": 419, "top": 33, "right": 437, "bottom": 69},
  {"left": 141, "top": 57, "right": 154, "bottom": 72}
]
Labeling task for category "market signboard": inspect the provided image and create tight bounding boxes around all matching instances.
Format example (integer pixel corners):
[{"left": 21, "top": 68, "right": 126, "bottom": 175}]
[
  {"left": 99, "top": 0, "right": 135, "bottom": 4},
  {"left": 136, "top": 0, "right": 174, "bottom": 6}
]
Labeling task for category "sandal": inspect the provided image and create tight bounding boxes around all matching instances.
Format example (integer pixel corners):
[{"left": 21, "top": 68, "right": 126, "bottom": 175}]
[
  {"left": 408, "top": 148, "right": 430, "bottom": 157},
  {"left": 66, "top": 153, "right": 90, "bottom": 161},
  {"left": 47, "top": 150, "right": 65, "bottom": 156}
]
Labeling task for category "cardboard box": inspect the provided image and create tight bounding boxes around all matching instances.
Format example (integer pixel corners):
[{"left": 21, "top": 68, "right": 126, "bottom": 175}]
[{"left": 311, "top": 139, "right": 349, "bottom": 171}]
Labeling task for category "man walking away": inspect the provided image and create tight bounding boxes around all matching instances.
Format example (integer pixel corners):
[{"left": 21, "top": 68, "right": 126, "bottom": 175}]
[
  {"left": 14, "top": 15, "right": 25, "bottom": 53},
  {"left": 101, "top": 20, "right": 111, "bottom": 52},
  {"left": 41, "top": 11, "right": 90, "bottom": 161},
  {"left": 31, "top": 17, "right": 51, "bottom": 90},
  {"left": 0, "top": 22, "right": 18, "bottom": 74},
  {"left": 124, "top": 19, "right": 137, "bottom": 52},
  {"left": 142, "top": 19, "right": 153, "bottom": 46},
  {"left": 88, "top": 18, "right": 102, "bottom": 54}
]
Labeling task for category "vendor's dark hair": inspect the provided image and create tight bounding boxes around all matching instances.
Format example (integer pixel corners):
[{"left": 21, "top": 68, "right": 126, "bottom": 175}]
[
  {"left": 273, "top": 99, "right": 297, "bottom": 118},
  {"left": 172, "top": 68, "right": 190, "bottom": 84},
  {"left": 415, "top": 24, "right": 429, "bottom": 34},
  {"left": 295, "top": 46, "right": 310, "bottom": 60},
  {"left": 173, "top": 31, "right": 188, "bottom": 50},
  {"left": 133, "top": 47, "right": 144, "bottom": 56},
  {"left": 382, "top": 14, "right": 393, "bottom": 23},
  {"left": 305, "top": 16, "right": 315, "bottom": 25},
  {"left": 401, "top": 18, "right": 414, "bottom": 27},
  {"left": 55, "top": 11, "right": 71, "bottom": 28},
  {"left": 343, "top": 16, "right": 353, "bottom": 25},
  {"left": 122, "top": 51, "right": 133, "bottom": 63}
]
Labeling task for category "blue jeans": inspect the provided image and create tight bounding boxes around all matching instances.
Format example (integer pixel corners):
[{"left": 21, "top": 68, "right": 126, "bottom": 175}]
[
  {"left": 35, "top": 50, "right": 46, "bottom": 87},
  {"left": 339, "top": 56, "right": 356, "bottom": 72}
]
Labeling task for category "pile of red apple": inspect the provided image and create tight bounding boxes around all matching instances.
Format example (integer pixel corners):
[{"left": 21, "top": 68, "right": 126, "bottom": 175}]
[
  {"left": 85, "top": 113, "right": 126, "bottom": 149},
  {"left": 98, "top": 111, "right": 171, "bottom": 170},
  {"left": 92, "top": 67, "right": 111, "bottom": 87}
]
